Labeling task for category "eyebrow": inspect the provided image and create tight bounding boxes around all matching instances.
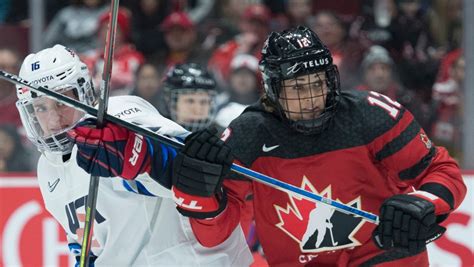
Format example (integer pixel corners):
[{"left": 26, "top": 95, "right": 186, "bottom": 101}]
[{"left": 32, "top": 100, "right": 47, "bottom": 107}]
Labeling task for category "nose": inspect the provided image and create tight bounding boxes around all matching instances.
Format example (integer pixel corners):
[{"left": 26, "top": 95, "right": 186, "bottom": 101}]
[{"left": 46, "top": 108, "right": 63, "bottom": 129}]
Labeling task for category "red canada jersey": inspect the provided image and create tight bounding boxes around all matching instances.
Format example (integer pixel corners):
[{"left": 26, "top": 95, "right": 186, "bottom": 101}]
[{"left": 190, "top": 90, "right": 466, "bottom": 266}]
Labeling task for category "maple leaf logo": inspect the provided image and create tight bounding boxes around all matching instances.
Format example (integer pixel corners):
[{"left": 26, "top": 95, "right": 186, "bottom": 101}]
[{"left": 274, "top": 176, "right": 365, "bottom": 253}]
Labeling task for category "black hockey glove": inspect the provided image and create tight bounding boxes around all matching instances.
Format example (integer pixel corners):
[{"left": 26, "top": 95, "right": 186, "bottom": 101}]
[
  {"left": 172, "top": 127, "right": 233, "bottom": 219},
  {"left": 373, "top": 194, "right": 446, "bottom": 254}
]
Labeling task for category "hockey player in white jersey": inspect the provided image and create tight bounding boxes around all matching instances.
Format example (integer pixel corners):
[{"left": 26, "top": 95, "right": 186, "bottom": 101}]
[{"left": 15, "top": 44, "right": 252, "bottom": 266}]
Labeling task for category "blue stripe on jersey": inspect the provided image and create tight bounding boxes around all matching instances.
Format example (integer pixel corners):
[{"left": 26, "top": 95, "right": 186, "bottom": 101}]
[
  {"left": 122, "top": 179, "right": 157, "bottom": 197},
  {"left": 122, "top": 180, "right": 138, "bottom": 194},
  {"left": 136, "top": 180, "right": 157, "bottom": 196},
  {"left": 68, "top": 243, "right": 81, "bottom": 255},
  {"left": 160, "top": 143, "right": 169, "bottom": 172},
  {"left": 146, "top": 137, "right": 154, "bottom": 156}
]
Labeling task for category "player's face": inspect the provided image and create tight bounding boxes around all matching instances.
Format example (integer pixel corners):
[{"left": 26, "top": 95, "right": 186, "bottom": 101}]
[
  {"left": 279, "top": 71, "right": 328, "bottom": 121},
  {"left": 164, "top": 27, "right": 196, "bottom": 52},
  {"left": 136, "top": 64, "right": 161, "bottom": 98},
  {"left": 32, "top": 90, "right": 82, "bottom": 137},
  {"left": 175, "top": 91, "right": 212, "bottom": 124},
  {"left": 229, "top": 68, "right": 257, "bottom": 95}
]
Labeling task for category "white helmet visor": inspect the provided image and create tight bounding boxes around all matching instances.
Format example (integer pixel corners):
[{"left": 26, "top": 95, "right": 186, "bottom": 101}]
[{"left": 16, "top": 84, "right": 86, "bottom": 154}]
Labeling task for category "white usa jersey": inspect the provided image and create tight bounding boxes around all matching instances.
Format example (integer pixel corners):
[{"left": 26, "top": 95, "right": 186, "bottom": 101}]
[{"left": 36, "top": 95, "right": 252, "bottom": 266}]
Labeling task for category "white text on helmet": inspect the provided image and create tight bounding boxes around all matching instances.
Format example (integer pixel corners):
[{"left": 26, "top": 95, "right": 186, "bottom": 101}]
[
  {"left": 286, "top": 58, "right": 330, "bottom": 75},
  {"left": 31, "top": 75, "right": 54, "bottom": 85}
]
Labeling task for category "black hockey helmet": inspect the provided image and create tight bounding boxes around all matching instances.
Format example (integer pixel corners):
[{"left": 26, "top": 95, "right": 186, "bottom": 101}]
[
  {"left": 163, "top": 63, "right": 218, "bottom": 132},
  {"left": 259, "top": 25, "right": 341, "bottom": 135}
]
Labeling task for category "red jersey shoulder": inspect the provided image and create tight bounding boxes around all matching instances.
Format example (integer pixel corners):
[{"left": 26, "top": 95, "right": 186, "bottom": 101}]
[
  {"left": 225, "top": 105, "right": 275, "bottom": 166},
  {"left": 339, "top": 90, "right": 408, "bottom": 143}
]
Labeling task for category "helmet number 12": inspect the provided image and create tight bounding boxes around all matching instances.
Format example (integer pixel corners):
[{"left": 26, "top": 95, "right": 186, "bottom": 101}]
[{"left": 367, "top": 91, "right": 401, "bottom": 119}]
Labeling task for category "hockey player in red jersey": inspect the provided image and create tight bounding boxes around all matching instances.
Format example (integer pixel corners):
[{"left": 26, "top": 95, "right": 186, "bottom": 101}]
[{"left": 170, "top": 26, "right": 467, "bottom": 266}]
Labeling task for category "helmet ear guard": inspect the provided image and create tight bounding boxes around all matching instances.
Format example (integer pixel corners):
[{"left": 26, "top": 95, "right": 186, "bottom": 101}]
[{"left": 259, "top": 25, "right": 341, "bottom": 135}]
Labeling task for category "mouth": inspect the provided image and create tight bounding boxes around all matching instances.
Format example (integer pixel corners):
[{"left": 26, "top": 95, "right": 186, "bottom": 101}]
[
  {"left": 303, "top": 107, "right": 321, "bottom": 113},
  {"left": 49, "top": 125, "right": 70, "bottom": 133}
]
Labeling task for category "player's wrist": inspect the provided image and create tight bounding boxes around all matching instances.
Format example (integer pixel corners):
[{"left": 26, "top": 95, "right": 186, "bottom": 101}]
[{"left": 408, "top": 190, "right": 451, "bottom": 215}]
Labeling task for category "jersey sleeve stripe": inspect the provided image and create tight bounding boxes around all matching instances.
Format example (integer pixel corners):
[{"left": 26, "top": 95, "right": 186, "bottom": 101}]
[
  {"left": 367, "top": 109, "right": 413, "bottom": 155},
  {"left": 398, "top": 146, "right": 436, "bottom": 180},
  {"left": 375, "top": 119, "right": 421, "bottom": 161},
  {"left": 420, "top": 182, "right": 455, "bottom": 210},
  {"left": 122, "top": 180, "right": 138, "bottom": 193},
  {"left": 149, "top": 142, "right": 178, "bottom": 189},
  {"left": 135, "top": 180, "right": 158, "bottom": 196}
]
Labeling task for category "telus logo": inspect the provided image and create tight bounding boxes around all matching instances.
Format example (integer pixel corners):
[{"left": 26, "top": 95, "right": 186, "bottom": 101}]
[{"left": 286, "top": 58, "right": 330, "bottom": 75}]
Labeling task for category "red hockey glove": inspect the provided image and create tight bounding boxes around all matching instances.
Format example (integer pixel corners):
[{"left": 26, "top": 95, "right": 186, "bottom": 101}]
[
  {"left": 372, "top": 192, "right": 448, "bottom": 254},
  {"left": 172, "top": 127, "right": 233, "bottom": 219},
  {"left": 67, "top": 118, "right": 151, "bottom": 180}
]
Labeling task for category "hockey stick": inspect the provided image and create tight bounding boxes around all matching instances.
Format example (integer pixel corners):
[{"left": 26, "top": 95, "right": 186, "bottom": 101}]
[
  {"left": 1, "top": 69, "right": 380, "bottom": 225},
  {"left": 79, "top": 1, "right": 120, "bottom": 266}
]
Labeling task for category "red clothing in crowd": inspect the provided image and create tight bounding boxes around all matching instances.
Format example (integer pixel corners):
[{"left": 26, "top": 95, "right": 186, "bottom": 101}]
[
  {"left": 208, "top": 39, "right": 263, "bottom": 85},
  {"left": 82, "top": 44, "right": 144, "bottom": 94},
  {"left": 0, "top": 90, "right": 22, "bottom": 127}
]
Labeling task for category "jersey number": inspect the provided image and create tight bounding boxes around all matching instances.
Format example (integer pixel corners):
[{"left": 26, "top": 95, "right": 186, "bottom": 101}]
[{"left": 367, "top": 91, "right": 401, "bottom": 119}]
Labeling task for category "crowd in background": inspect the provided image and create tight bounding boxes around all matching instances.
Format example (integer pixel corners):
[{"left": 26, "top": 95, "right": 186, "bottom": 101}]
[{"left": 0, "top": 0, "right": 466, "bottom": 171}]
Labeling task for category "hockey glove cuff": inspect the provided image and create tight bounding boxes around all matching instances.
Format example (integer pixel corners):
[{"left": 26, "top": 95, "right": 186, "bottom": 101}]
[
  {"left": 68, "top": 118, "right": 153, "bottom": 180},
  {"left": 172, "top": 186, "right": 228, "bottom": 219},
  {"left": 171, "top": 127, "right": 233, "bottom": 219}
]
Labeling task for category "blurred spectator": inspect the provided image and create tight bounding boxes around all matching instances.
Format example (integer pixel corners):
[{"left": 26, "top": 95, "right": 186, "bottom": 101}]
[
  {"left": 208, "top": 4, "right": 271, "bottom": 88},
  {"left": 0, "top": 0, "right": 10, "bottom": 22},
  {"left": 200, "top": 0, "right": 256, "bottom": 52},
  {"left": 355, "top": 45, "right": 418, "bottom": 111},
  {"left": 45, "top": 0, "right": 69, "bottom": 24},
  {"left": 431, "top": 55, "right": 464, "bottom": 159},
  {"left": 225, "top": 54, "right": 261, "bottom": 105},
  {"left": 151, "top": 11, "right": 207, "bottom": 68},
  {"left": 351, "top": 0, "right": 398, "bottom": 49},
  {"left": 214, "top": 54, "right": 260, "bottom": 128},
  {"left": 436, "top": 48, "right": 462, "bottom": 82},
  {"left": 312, "top": 0, "right": 363, "bottom": 22},
  {"left": 286, "top": 0, "right": 312, "bottom": 27},
  {"left": 82, "top": 8, "right": 145, "bottom": 95},
  {"left": 129, "top": 62, "right": 168, "bottom": 115},
  {"left": 309, "top": 10, "right": 364, "bottom": 90},
  {"left": 0, "top": 46, "right": 22, "bottom": 127},
  {"left": 173, "top": 0, "right": 215, "bottom": 24},
  {"left": 43, "top": 0, "right": 108, "bottom": 53},
  {"left": 428, "top": 0, "right": 463, "bottom": 51},
  {"left": 1, "top": 0, "right": 28, "bottom": 24},
  {"left": 402, "top": 60, "right": 438, "bottom": 136},
  {"left": 275, "top": 0, "right": 313, "bottom": 30},
  {"left": 263, "top": 0, "right": 286, "bottom": 15},
  {"left": 0, "top": 124, "right": 35, "bottom": 172},
  {"left": 128, "top": 0, "right": 170, "bottom": 56},
  {"left": 389, "top": 0, "right": 441, "bottom": 63}
]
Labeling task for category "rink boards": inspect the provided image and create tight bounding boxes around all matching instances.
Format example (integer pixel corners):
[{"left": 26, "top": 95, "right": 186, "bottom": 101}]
[{"left": 0, "top": 173, "right": 472, "bottom": 267}]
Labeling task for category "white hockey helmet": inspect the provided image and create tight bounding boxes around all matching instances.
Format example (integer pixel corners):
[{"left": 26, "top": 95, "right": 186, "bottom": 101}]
[{"left": 16, "top": 44, "right": 95, "bottom": 154}]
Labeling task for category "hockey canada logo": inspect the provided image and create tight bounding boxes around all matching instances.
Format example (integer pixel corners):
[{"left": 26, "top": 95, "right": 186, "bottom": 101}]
[{"left": 274, "top": 177, "right": 365, "bottom": 253}]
